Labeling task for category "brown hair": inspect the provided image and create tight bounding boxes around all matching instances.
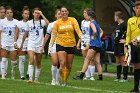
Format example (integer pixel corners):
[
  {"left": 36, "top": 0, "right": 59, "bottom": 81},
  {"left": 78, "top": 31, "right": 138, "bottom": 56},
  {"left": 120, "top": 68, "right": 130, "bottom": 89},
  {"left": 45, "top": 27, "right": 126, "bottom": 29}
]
[
  {"left": 84, "top": 8, "right": 90, "bottom": 12},
  {"left": 114, "top": 11, "right": 124, "bottom": 19},
  {"left": 22, "top": 6, "right": 29, "bottom": 13},
  {"left": 32, "top": 7, "right": 41, "bottom": 13},
  {"left": 0, "top": 6, "right": 5, "bottom": 10},
  {"left": 5, "top": 6, "right": 13, "bottom": 12}
]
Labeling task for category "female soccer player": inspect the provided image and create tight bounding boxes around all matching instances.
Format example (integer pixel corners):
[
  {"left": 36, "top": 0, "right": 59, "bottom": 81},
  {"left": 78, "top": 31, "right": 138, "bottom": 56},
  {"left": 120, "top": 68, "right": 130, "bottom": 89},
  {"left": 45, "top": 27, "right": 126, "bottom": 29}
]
[
  {"left": 41, "top": 9, "right": 61, "bottom": 85},
  {"left": 74, "top": 9, "right": 103, "bottom": 80},
  {"left": 24, "top": 7, "right": 49, "bottom": 83},
  {"left": 50, "top": 6, "right": 83, "bottom": 86},
  {"left": 0, "top": 6, "right": 18, "bottom": 79},
  {"left": 113, "top": 10, "right": 128, "bottom": 82},
  {"left": 14, "top": 6, "right": 30, "bottom": 80},
  {"left": 77, "top": 8, "right": 95, "bottom": 80}
]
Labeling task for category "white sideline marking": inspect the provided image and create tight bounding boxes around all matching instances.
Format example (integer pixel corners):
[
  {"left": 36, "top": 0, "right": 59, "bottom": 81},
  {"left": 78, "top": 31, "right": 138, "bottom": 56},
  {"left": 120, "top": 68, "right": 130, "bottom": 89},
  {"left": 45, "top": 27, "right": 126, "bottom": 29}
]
[{"left": 2, "top": 78, "right": 127, "bottom": 93}]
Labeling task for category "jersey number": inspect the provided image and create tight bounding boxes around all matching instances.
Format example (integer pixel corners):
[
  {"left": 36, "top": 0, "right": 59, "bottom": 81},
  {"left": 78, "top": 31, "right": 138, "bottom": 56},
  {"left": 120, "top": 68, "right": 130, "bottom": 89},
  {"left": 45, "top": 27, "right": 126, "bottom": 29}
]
[
  {"left": 36, "top": 30, "right": 39, "bottom": 35},
  {"left": 8, "top": 30, "right": 12, "bottom": 36}
]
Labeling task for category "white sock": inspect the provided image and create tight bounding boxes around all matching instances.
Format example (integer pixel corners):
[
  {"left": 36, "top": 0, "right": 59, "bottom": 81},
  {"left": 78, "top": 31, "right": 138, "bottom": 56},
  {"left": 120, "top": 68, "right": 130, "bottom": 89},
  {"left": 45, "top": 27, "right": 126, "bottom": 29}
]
[
  {"left": 56, "top": 68, "right": 60, "bottom": 83},
  {"left": 51, "top": 65, "right": 57, "bottom": 81},
  {"left": 11, "top": 61, "right": 17, "bottom": 77},
  {"left": 89, "top": 65, "right": 95, "bottom": 77},
  {"left": 1, "top": 58, "right": 7, "bottom": 77},
  {"left": 5, "top": 59, "right": 8, "bottom": 73},
  {"left": 28, "top": 64, "right": 34, "bottom": 80},
  {"left": 27, "top": 63, "right": 30, "bottom": 75},
  {"left": 35, "top": 67, "right": 41, "bottom": 81},
  {"left": 85, "top": 66, "right": 90, "bottom": 78},
  {"left": 19, "top": 56, "right": 25, "bottom": 78}
]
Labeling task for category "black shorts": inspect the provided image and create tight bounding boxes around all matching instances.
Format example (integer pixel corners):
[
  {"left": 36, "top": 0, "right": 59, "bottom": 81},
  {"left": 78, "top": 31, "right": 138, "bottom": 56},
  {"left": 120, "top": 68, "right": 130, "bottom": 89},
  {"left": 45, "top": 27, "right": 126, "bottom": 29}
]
[
  {"left": 56, "top": 44, "right": 75, "bottom": 54},
  {"left": 114, "top": 43, "right": 124, "bottom": 56},
  {"left": 130, "top": 44, "right": 140, "bottom": 63},
  {"left": 89, "top": 46, "right": 101, "bottom": 53}
]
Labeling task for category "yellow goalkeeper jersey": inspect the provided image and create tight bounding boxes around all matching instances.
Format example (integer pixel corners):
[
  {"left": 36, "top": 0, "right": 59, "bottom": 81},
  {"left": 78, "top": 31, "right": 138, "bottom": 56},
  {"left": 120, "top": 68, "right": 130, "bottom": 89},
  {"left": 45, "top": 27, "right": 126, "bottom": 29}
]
[
  {"left": 125, "top": 16, "right": 140, "bottom": 45},
  {"left": 50, "top": 17, "right": 82, "bottom": 47}
]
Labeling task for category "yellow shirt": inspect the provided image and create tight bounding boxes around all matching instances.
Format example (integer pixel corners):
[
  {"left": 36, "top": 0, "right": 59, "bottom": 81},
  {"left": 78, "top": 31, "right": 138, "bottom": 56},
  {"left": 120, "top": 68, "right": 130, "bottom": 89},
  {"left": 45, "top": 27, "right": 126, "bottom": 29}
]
[
  {"left": 125, "top": 16, "right": 140, "bottom": 45},
  {"left": 50, "top": 17, "right": 82, "bottom": 47}
]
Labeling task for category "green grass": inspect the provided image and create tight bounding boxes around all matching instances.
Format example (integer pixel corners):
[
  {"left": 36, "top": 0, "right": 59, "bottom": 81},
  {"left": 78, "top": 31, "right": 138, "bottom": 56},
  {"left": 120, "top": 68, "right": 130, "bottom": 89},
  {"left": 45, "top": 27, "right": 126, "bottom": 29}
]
[{"left": 0, "top": 55, "right": 134, "bottom": 93}]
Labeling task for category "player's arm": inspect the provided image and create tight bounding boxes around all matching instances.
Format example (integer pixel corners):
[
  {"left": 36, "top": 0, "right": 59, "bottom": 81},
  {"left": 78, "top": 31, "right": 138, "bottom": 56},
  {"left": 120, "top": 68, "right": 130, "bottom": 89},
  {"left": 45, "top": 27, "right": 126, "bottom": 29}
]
[
  {"left": 100, "top": 28, "right": 103, "bottom": 38},
  {"left": 14, "top": 26, "right": 19, "bottom": 48},
  {"left": 38, "top": 11, "right": 49, "bottom": 27},
  {"left": 90, "top": 23, "right": 97, "bottom": 39}
]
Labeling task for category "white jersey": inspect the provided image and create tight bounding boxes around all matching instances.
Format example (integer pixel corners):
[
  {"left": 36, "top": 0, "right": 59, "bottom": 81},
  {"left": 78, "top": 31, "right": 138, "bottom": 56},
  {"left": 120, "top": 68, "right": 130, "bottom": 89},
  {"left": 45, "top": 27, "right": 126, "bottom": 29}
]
[
  {"left": 81, "top": 20, "right": 90, "bottom": 40},
  {"left": 16, "top": 20, "right": 28, "bottom": 48},
  {"left": 46, "top": 22, "right": 57, "bottom": 53},
  {"left": 27, "top": 19, "right": 46, "bottom": 47},
  {"left": 0, "top": 18, "right": 18, "bottom": 46}
]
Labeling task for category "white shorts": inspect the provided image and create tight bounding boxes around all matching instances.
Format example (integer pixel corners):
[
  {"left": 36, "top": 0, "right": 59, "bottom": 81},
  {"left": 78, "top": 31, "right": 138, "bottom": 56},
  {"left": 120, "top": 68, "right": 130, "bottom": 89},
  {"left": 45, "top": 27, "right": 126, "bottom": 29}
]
[
  {"left": 49, "top": 43, "right": 56, "bottom": 54},
  {"left": 27, "top": 46, "right": 44, "bottom": 53},
  {"left": 81, "top": 39, "right": 90, "bottom": 50},
  {"left": 2, "top": 45, "right": 17, "bottom": 51},
  {"left": 17, "top": 44, "right": 27, "bottom": 51}
]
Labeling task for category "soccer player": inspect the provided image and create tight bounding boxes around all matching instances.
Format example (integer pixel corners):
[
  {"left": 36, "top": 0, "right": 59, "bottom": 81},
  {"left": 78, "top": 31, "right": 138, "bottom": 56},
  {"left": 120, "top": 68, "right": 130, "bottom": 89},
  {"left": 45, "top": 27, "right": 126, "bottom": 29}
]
[
  {"left": 25, "top": 7, "right": 49, "bottom": 83},
  {"left": 0, "top": 6, "right": 18, "bottom": 79},
  {"left": 14, "top": 6, "right": 30, "bottom": 80},
  {"left": 50, "top": 6, "right": 83, "bottom": 86},
  {"left": 77, "top": 8, "right": 95, "bottom": 80},
  {"left": 41, "top": 9, "right": 61, "bottom": 85},
  {"left": 74, "top": 9, "right": 103, "bottom": 80},
  {"left": 125, "top": 1, "right": 140, "bottom": 92},
  {"left": 0, "top": 6, "right": 8, "bottom": 76},
  {"left": 113, "top": 10, "right": 128, "bottom": 82}
]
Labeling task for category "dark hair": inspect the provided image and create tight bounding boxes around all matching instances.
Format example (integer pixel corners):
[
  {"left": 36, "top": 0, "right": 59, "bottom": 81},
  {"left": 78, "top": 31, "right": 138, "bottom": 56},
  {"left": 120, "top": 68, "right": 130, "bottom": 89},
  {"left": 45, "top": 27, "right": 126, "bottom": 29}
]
[
  {"left": 5, "top": 6, "right": 13, "bottom": 12},
  {"left": 32, "top": 7, "right": 42, "bottom": 29},
  {"left": 84, "top": 8, "right": 90, "bottom": 12},
  {"left": 60, "top": 6, "right": 68, "bottom": 12},
  {"left": 87, "top": 9, "right": 96, "bottom": 19},
  {"left": 22, "top": 6, "right": 29, "bottom": 13},
  {"left": 0, "top": 6, "right": 5, "bottom": 10},
  {"left": 55, "top": 9, "right": 60, "bottom": 15},
  {"left": 114, "top": 11, "right": 124, "bottom": 19}
]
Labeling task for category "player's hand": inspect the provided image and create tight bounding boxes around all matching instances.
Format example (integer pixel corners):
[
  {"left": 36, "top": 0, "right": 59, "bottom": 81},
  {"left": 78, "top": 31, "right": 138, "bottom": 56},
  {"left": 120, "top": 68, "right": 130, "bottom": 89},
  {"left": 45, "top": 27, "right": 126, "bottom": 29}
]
[
  {"left": 119, "top": 39, "right": 125, "bottom": 43},
  {"left": 48, "top": 43, "right": 53, "bottom": 56},
  {"left": 85, "top": 45, "right": 89, "bottom": 50},
  {"left": 40, "top": 46, "right": 44, "bottom": 53},
  {"left": 76, "top": 44, "right": 80, "bottom": 50},
  {"left": 14, "top": 42, "right": 18, "bottom": 49}
]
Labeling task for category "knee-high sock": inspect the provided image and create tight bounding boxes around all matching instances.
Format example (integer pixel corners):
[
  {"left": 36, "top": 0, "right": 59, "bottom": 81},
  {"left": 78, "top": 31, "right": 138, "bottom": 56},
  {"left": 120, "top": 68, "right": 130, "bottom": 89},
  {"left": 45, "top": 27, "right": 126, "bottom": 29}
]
[
  {"left": 85, "top": 66, "right": 90, "bottom": 78},
  {"left": 56, "top": 68, "right": 60, "bottom": 83},
  {"left": 1, "top": 58, "right": 7, "bottom": 77},
  {"left": 123, "top": 66, "right": 129, "bottom": 80},
  {"left": 35, "top": 67, "right": 41, "bottom": 81},
  {"left": 0, "top": 58, "right": 2, "bottom": 74},
  {"left": 116, "top": 65, "right": 122, "bottom": 79},
  {"left": 51, "top": 65, "right": 57, "bottom": 81},
  {"left": 89, "top": 65, "right": 95, "bottom": 77},
  {"left": 28, "top": 64, "right": 34, "bottom": 80},
  {"left": 59, "top": 67, "right": 70, "bottom": 83},
  {"left": 11, "top": 61, "right": 17, "bottom": 77},
  {"left": 5, "top": 59, "right": 8, "bottom": 73},
  {"left": 134, "top": 69, "right": 140, "bottom": 90},
  {"left": 19, "top": 56, "right": 25, "bottom": 78}
]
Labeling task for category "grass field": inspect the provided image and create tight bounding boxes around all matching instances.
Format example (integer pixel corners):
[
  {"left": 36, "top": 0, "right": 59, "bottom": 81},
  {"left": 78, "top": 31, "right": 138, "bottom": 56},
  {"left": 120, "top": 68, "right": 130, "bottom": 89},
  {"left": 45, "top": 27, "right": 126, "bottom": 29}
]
[{"left": 0, "top": 55, "right": 135, "bottom": 93}]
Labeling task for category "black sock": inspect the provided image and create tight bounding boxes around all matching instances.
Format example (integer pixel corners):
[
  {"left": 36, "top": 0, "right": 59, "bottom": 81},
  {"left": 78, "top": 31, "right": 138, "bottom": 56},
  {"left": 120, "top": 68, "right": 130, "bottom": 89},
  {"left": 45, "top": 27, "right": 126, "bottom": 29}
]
[
  {"left": 117, "top": 65, "right": 122, "bottom": 79},
  {"left": 123, "top": 66, "right": 129, "bottom": 80},
  {"left": 98, "top": 74, "right": 103, "bottom": 80},
  {"left": 79, "top": 72, "right": 85, "bottom": 79},
  {"left": 134, "top": 69, "right": 140, "bottom": 91}
]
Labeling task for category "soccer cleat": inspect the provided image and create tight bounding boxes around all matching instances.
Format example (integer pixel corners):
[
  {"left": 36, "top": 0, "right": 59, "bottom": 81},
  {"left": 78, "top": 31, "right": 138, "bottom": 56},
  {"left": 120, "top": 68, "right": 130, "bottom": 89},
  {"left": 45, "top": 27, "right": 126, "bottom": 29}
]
[
  {"left": 51, "top": 80, "right": 56, "bottom": 85},
  {"left": 119, "top": 79, "right": 128, "bottom": 83},
  {"left": 130, "top": 89, "right": 139, "bottom": 93},
  {"left": 83, "top": 77, "right": 90, "bottom": 80},
  {"left": 55, "top": 81, "right": 60, "bottom": 86},
  {"left": 61, "top": 83, "right": 67, "bottom": 87},
  {"left": 73, "top": 76, "right": 83, "bottom": 80},
  {"left": 21, "top": 77, "right": 25, "bottom": 80},
  {"left": 27, "top": 80, "right": 33, "bottom": 83},
  {"left": 1, "top": 76, "right": 5, "bottom": 79},
  {"left": 114, "top": 79, "right": 120, "bottom": 82},
  {"left": 90, "top": 77, "right": 95, "bottom": 81}
]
